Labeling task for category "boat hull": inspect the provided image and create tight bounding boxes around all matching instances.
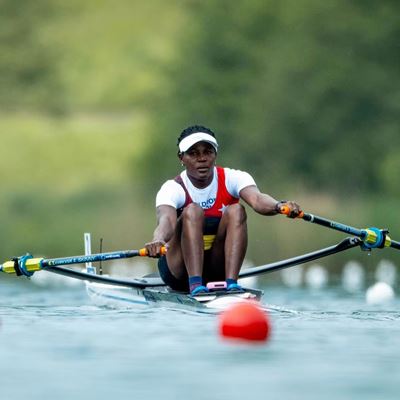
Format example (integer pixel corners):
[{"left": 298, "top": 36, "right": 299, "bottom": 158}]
[{"left": 85, "top": 280, "right": 263, "bottom": 313}]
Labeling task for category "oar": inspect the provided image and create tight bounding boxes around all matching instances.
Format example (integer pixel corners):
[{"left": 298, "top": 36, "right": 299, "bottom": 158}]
[
  {"left": 239, "top": 237, "right": 362, "bottom": 278},
  {"left": 0, "top": 247, "right": 167, "bottom": 277},
  {"left": 280, "top": 206, "right": 400, "bottom": 250}
]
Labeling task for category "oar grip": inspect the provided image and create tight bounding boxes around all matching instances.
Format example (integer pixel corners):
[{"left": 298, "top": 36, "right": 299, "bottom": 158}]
[
  {"left": 280, "top": 205, "right": 304, "bottom": 218},
  {"left": 138, "top": 247, "right": 167, "bottom": 257}
]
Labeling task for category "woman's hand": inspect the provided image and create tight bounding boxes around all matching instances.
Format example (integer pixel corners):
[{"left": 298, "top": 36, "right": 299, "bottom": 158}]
[
  {"left": 144, "top": 240, "right": 168, "bottom": 258},
  {"left": 275, "top": 200, "right": 302, "bottom": 218}
]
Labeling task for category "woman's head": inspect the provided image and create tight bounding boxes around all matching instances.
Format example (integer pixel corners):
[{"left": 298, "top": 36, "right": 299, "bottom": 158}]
[
  {"left": 177, "top": 125, "right": 218, "bottom": 185},
  {"left": 177, "top": 125, "right": 218, "bottom": 154}
]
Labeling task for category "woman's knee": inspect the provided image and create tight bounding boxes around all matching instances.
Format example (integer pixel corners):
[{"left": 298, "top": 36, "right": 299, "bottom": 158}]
[
  {"left": 224, "top": 203, "right": 247, "bottom": 224},
  {"left": 181, "top": 203, "right": 204, "bottom": 222}
]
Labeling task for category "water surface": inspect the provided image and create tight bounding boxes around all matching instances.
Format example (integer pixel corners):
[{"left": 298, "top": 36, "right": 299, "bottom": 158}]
[{"left": 1, "top": 276, "right": 399, "bottom": 400}]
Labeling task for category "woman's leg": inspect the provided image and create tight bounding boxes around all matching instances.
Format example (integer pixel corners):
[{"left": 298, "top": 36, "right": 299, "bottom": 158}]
[
  {"left": 165, "top": 203, "right": 205, "bottom": 279},
  {"left": 208, "top": 203, "right": 248, "bottom": 281}
]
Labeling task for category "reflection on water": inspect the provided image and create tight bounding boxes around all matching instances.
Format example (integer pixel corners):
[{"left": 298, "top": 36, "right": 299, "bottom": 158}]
[
  {"left": 342, "top": 260, "right": 365, "bottom": 292},
  {"left": 0, "top": 277, "right": 399, "bottom": 400}
]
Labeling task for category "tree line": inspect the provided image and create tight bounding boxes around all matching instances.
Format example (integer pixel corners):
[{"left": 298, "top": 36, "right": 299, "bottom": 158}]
[{"left": 1, "top": 0, "right": 399, "bottom": 196}]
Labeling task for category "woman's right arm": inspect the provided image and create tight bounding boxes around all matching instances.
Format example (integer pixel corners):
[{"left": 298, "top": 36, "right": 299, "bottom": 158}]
[{"left": 145, "top": 205, "right": 177, "bottom": 257}]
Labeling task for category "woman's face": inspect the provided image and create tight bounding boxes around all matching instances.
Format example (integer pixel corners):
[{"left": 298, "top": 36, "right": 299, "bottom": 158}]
[{"left": 180, "top": 141, "right": 217, "bottom": 187}]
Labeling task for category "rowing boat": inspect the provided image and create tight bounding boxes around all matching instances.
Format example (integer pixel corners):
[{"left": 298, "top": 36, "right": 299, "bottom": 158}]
[
  {"left": 35, "top": 234, "right": 360, "bottom": 312},
  {"left": 1, "top": 210, "right": 399, "bottom": 313},
  {"left": 0, "top": 237, "right": 370, "bottom": 312},
  {"left": 40, "top": 236, "right": 360, "bottom": 312}
]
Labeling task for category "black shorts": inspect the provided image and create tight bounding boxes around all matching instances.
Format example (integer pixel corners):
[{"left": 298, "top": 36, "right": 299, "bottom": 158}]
[
  {"left": 157, "top": 252, "right": 225, "bottom": 293},
  {"left": 157, "top": 255, "right": 189, "bottom": 292}
]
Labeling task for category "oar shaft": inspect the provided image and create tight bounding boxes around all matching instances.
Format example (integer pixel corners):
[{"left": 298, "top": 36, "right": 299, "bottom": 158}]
[
  {"left": 1, "top": 247, "right": 166, "bottom": 275},
  {"left": 239, "top": 237, "right": 362, "bottom": 278},
  {"left": 42, "top": 249, "right": 141, "bottom": 268},
  {"left": 280, "top": 206, "right": 399, "bottom": 250},
  {"left": 281, "top": 206, "right": 365, "bottom": 238},
  {"left": 301, "top": 213, "right": 365, "bottom": 238},
  {"left": 301, "top": 213, "right": 400, "bottom": 249},
  {"left": 390, "top": 240, "right": 400, "bottom": 250}
]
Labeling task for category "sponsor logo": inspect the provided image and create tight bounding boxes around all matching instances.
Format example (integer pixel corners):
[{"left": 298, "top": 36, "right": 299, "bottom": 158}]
[{"left": 198, "top": 197, "right": 216, "bottom": 209}]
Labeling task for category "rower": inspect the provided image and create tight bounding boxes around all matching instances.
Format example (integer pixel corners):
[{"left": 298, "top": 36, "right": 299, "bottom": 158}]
[{"left": 144, "top": 125, "right": 301, "bottom": 295}]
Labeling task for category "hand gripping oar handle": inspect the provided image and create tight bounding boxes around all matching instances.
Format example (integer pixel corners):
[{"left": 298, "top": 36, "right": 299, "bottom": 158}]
[
  {"left": 0, "top": 247, "right": 167, "bottom": 276},
  {"left": 279, "top": 206, "right": 400, "bottom": 251}
]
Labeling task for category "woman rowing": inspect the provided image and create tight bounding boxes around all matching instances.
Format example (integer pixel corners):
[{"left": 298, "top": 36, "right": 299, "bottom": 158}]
[{"left": 145, "top": 125, "right": 301, "bottom": 295}]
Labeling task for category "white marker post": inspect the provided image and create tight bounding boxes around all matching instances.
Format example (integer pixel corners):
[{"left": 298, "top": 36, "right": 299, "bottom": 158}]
[{"left": 84, "top": 233, "right": 96, "bottom": 274}]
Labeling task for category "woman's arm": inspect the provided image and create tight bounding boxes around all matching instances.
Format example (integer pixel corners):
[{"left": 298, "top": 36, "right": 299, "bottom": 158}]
[
  {"left": 239, "top": 185, "right": 301, "bottom": 217},
  {"left": 145, "top": 205, "right": 177, "bottom": 256}
]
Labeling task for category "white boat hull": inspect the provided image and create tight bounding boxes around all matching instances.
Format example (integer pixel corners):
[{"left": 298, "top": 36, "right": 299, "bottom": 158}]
[
  {"left": 86, "top": 282, "right": 150, "bottom": 308},
  {"left": 85, "top": 280, "right": 263, "bottom": 313}
]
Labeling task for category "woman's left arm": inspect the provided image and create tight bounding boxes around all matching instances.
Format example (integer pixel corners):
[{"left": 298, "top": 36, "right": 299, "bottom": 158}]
[{"left": 239, "top": 185, "right": 301, "bottom": 218}]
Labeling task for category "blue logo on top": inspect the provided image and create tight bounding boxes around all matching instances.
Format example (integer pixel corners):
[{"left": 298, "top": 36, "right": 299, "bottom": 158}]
[{"left": 199, "top": 198, "right": 216, "bottom": 209}]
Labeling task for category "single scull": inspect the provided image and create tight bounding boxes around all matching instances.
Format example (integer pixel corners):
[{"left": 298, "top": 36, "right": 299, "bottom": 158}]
[
  {"left": 1, "top": 211, "right": 399, "bottom": 313},
  {"left": 36, "top": 236, "right": 362, "bottom": 313}
]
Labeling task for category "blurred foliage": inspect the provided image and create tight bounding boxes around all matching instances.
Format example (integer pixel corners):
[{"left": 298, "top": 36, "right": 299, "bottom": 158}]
[
  {"left": 0, "top": 114, "right": 155, "bottom": 259},
  {"left": 0, "top": 0, "right": 64, "bottom": 111},
  {"left": 0, "top": 0, "right": 399, "bottom": 270},
  {"left": 140, "top": 0, "right": 400, "bottom": 196}
]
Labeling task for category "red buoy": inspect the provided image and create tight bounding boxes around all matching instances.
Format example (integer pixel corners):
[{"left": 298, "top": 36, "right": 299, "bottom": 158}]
[{"left": 218, "top": 302, "right": 271, "bottom": 342}]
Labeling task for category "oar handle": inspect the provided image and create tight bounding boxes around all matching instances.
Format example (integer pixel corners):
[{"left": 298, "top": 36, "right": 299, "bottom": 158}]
[
  {"left": 138, "top": 247, "right": 167, "bottom": 257},
  {"left": 280, "top": 205, "right": 304, "bottom": 218}
]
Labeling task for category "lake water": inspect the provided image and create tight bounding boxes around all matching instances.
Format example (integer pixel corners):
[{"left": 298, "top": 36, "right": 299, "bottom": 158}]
[{"left": 1, "top": 275, "right": 399, "bottom": 400}]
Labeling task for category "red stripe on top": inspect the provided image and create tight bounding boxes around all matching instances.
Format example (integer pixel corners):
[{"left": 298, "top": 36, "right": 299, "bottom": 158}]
[{"left": 174, "top": 166, "right": 239, "bottom": 218}]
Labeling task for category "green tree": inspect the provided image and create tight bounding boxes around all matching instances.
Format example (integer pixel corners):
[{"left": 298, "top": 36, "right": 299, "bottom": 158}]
[
  {"left": 0, "top": 0, "right": 65, "bottom": 111},
  {"left": 139, "top": 0, "right": 400, "bottom": 196}
]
